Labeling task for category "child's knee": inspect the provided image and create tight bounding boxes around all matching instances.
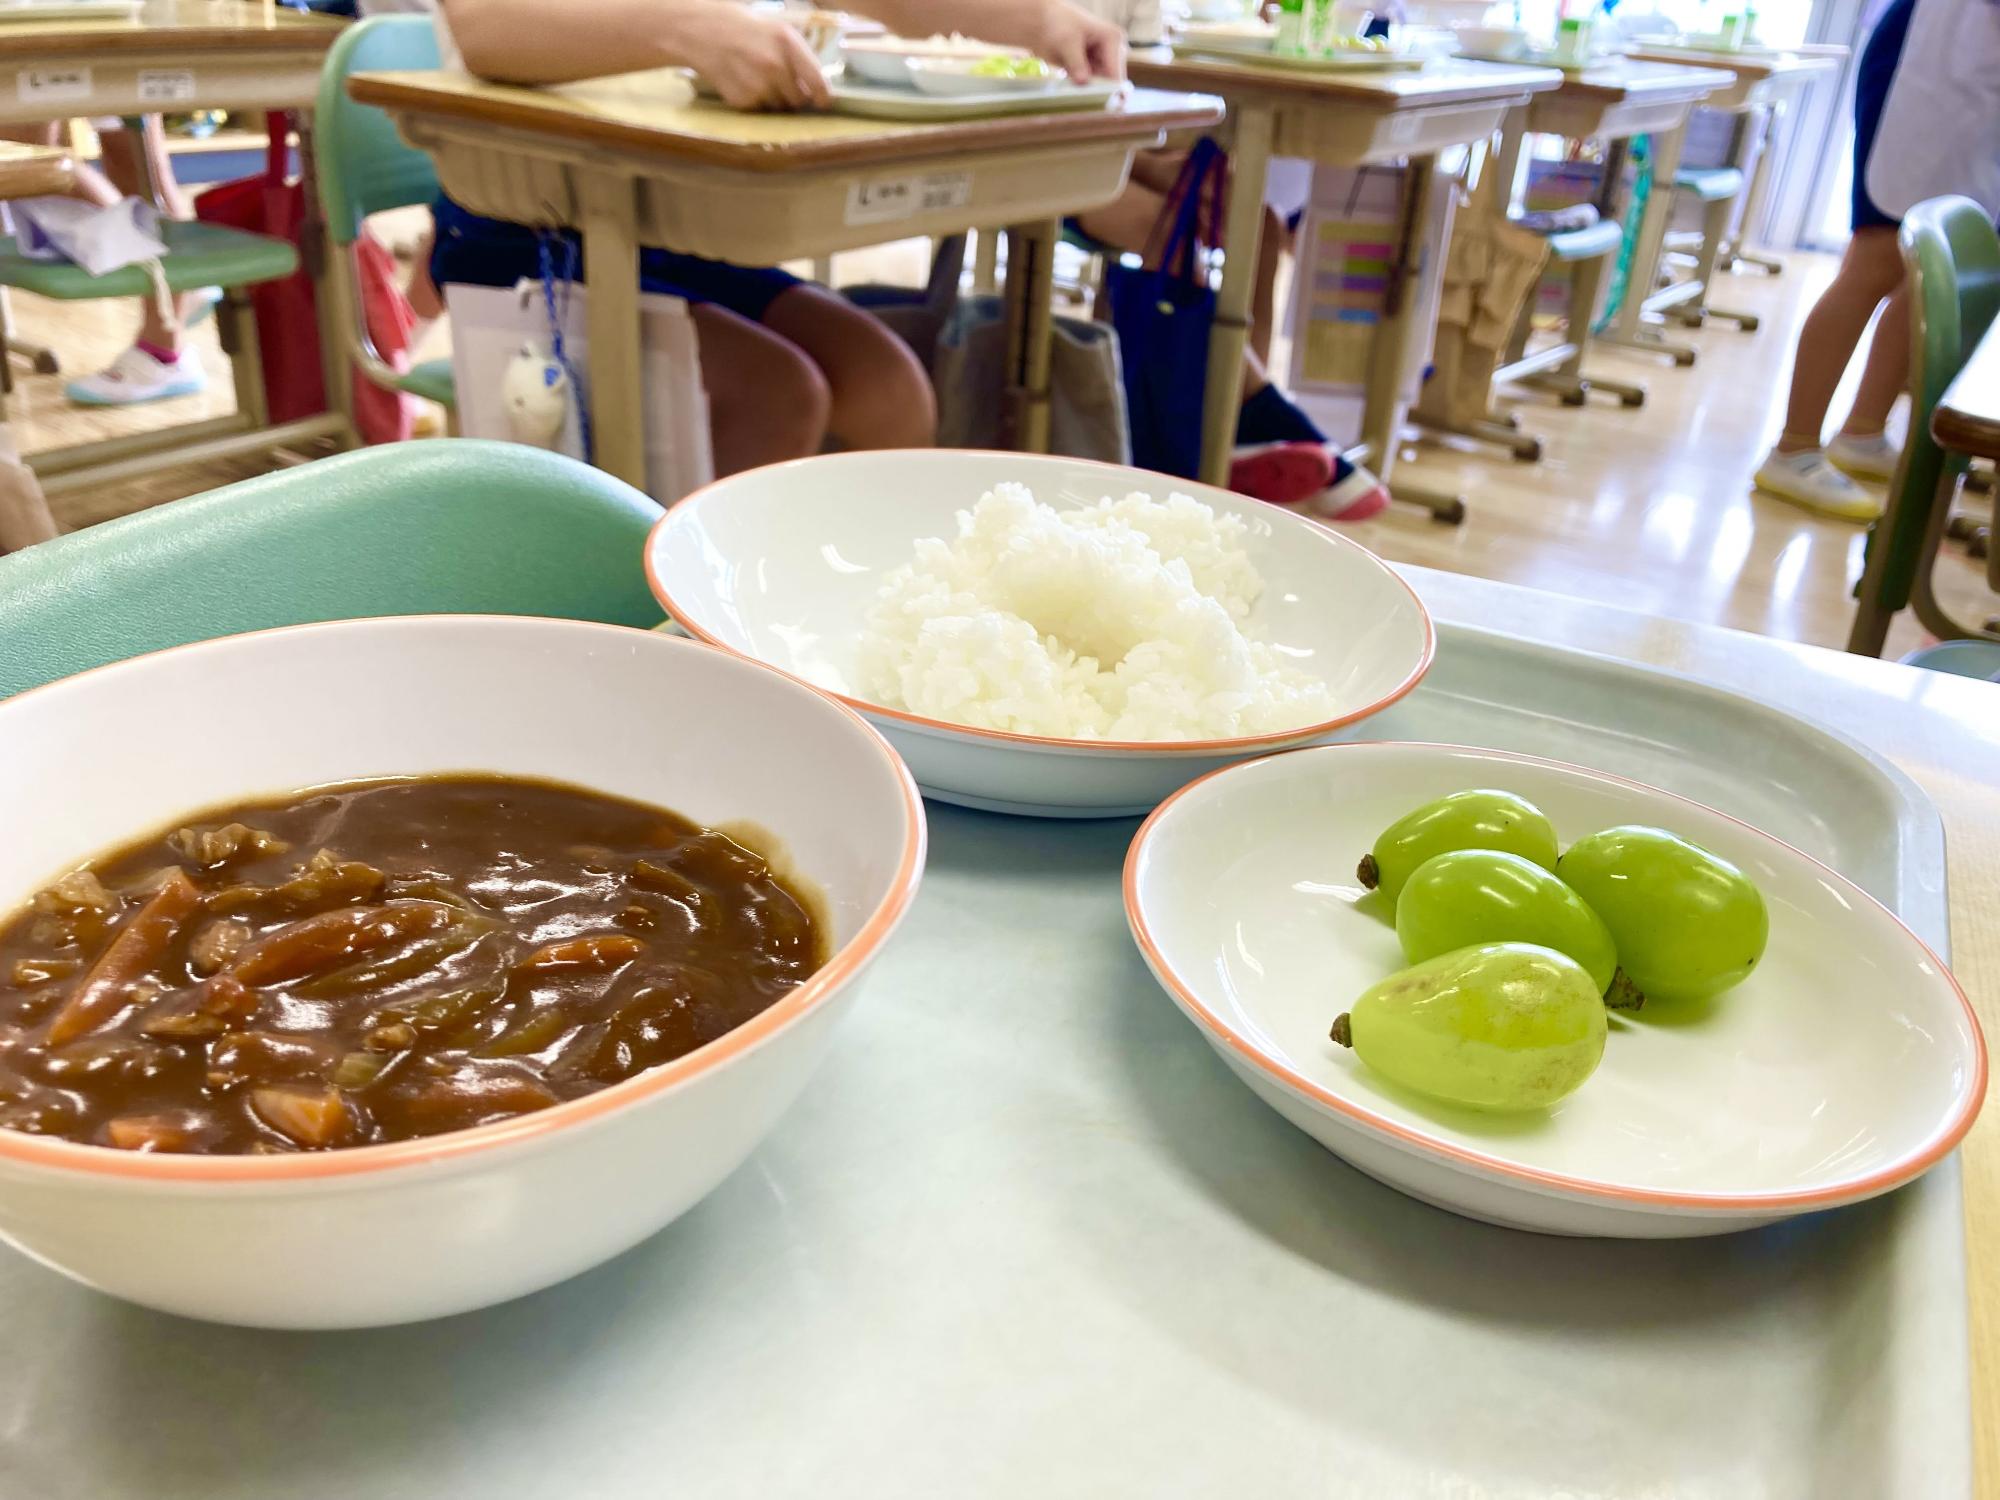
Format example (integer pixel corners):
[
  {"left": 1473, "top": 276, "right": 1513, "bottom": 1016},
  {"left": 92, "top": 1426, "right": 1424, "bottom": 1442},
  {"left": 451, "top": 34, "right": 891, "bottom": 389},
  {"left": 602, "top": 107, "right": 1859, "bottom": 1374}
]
[
  {"left": 874, "top": 353, "right": 937, "bottom": 447},
  {"left": 836, "top": 334, "right": 936, "bottom": 449},
  {"left": 769, "top": 345, "right": 833, "bottom": 455},
  {"left": 1844, "top": 229, "right": 1906, "bottom": 296}
]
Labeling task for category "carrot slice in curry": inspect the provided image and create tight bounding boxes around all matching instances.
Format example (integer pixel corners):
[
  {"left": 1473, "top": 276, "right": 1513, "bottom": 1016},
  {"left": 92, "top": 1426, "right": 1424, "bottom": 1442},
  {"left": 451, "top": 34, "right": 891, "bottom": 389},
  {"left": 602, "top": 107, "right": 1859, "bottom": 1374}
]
[
  {"left": 516, "top": 935, "right": 645, "bottom": 972},
  {"left": 250, "top": 1086, "right": 356, "bottom": 1149},
  {"left": 44, "top": 869, "right": 200, "bottom": 1046},
  {"left": 220, "top": 901, "right": 458, "bottom": 989},
  {"left": 105, "top": 1115, "right": 195, "bottom": 1152}
]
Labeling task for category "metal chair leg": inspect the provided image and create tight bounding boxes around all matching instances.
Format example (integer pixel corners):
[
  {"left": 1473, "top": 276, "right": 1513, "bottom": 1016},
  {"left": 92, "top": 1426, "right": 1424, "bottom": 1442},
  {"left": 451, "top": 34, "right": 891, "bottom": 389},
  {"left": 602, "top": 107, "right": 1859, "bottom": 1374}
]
[
  {"left": 0, "top": 289, "right": 59, "bottom": 381},
  {"left": 971, "top": 228, "right": 1000, "bottom": 294},
  {"left": 1390, "top": 474, "right": 1469, "bottom": 525},
  {"left": 1670, "top": 191, "right": 1760, "bottom": 331},
  {"left": 219, "top": 290, "right": 269, "bottom": 430},
  {"left": 1912, "top": 470, "right": 2000, "bottom": 641},
  {"left": 1564, "top": 253, "right": 1645, "bottom": 408}
]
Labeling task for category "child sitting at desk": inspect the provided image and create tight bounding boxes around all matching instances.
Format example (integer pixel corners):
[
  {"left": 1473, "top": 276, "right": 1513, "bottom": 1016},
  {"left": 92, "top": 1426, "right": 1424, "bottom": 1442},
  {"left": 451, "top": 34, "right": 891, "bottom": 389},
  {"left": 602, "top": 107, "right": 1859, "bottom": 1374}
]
[
  {"left": 431, "top": 0, "right": 1125, "bottom": 476},
  {"left": 1071, "top": 150, "right": 1392, "bottom": 521},
  {"left": 1, "top": 117, "right": 212, "bottom": 408}
]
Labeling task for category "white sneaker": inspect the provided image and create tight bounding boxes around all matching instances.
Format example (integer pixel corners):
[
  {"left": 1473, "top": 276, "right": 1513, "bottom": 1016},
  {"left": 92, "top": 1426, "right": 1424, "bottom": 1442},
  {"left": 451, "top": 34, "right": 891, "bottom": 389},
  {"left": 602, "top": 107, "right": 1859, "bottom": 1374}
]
[
  {"left": 65, "top": 345, "right": 206, "bottom": 408},
  {"left": 1754, "top": 448, "right": 1884, "bottom": 523},
  {"left": 1827, "top": 431, "right": 1900, "bottom": 481}
]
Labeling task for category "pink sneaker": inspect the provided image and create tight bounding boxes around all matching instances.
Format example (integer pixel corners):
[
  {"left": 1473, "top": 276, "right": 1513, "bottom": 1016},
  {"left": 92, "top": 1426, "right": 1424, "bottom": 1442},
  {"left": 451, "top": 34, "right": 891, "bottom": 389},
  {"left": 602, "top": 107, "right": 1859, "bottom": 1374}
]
[
  {"left": 1315, "top": 461, "right": 1391, "bottom": 522},
  {"left": 1228, "top": 442, "right": 1336, "bottom": 506}
]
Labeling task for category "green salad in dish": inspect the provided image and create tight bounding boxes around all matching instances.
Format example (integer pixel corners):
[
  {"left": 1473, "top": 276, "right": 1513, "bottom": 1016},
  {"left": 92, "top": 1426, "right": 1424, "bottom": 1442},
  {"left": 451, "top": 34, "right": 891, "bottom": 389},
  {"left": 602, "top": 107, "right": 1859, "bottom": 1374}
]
[{"left": 969, "top": 54, "right": 1053, "bottom": 78}]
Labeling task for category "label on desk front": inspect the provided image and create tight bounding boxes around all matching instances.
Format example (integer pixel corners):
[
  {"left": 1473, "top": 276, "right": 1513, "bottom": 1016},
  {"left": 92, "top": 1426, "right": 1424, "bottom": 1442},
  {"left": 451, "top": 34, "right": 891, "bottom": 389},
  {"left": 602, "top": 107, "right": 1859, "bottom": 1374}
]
[
  {"left": 16, "top": 67, "right": 90, "bottom": 105},
  {"left": 137, "top": 69, "right": 197, "bottom": 105},
  {"left": 844, "top": 170, "right": 973, "bottom": 226}
]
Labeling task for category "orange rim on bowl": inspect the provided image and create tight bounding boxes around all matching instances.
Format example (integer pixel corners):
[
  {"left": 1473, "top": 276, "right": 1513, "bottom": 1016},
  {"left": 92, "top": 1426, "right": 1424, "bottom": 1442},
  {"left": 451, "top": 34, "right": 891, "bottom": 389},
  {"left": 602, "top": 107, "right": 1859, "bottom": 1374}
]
[
  {"left": 1123, "top": 741, "right": 1988, "bottom": 1214},
  {"left": 0, "top": 618, "right": 928, "bottom": 1184},
  {"left": 645, "top": 449, "right": 1438, "bottom": 756}
]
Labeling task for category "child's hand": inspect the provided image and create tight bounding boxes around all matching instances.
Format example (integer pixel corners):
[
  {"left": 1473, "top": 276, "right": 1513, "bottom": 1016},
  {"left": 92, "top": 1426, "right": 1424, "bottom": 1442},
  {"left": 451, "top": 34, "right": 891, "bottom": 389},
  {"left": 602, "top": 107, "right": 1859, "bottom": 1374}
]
[
  {"left": 1030, "top": 1, "right": 1127, "bottom": 83},
  {"left": 686, "top": 9, "right": 832, "bottom": 110}
]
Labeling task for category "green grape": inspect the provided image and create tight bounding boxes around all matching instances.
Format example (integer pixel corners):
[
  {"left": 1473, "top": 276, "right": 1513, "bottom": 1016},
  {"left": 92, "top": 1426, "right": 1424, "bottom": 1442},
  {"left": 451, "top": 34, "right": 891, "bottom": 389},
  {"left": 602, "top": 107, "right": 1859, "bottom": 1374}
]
[
  {"left": 1330, "top": 942, "right": 1606, "bottom": 1110},
  {"left": 1359, "top": 789, "right": 1558, "bottom": 902},
  {"left": 1395, "top": 849, "right": 1621, "bottom": 998},
  {"left": 1556, "top": 825, "right": 1768, "bottom": 1005}
]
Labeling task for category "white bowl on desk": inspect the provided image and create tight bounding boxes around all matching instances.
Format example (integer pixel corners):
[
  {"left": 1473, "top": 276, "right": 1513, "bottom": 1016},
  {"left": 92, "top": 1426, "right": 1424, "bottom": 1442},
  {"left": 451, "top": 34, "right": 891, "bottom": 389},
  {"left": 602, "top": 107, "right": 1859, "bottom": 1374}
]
[
  {"left": 645, "top": 450, "right": 1435, "bottom": 818},
  {"left": 1452, "top": 23, "right": 1530, "bottom": 59},
  {"left": 906, "top": 57, "right": 1065, "bottom": 96},
  {"left": 1125, "top": 741, "right": 1988, "bottom": 1238},
  {"left": 0, "top": 617, "right": 926, "bottom": 1327},
  {"left": 840, "top": 35, "right": 1032, "bottom": 88}
]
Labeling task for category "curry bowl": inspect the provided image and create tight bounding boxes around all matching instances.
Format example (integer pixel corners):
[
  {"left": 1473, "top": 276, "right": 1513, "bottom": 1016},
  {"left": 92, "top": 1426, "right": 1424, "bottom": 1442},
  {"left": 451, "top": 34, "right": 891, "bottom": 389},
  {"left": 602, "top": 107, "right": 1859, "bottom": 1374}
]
[{"left": 0, "top": 616, "right": 925, "bottom": 1327}]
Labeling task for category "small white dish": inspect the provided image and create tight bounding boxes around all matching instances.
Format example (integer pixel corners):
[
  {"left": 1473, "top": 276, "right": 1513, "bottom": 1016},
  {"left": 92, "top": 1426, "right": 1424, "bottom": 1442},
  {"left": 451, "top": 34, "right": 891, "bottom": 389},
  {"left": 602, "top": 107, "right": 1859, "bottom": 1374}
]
[
  {"left": 907, "top": 57, "right": 1063, "bottom": 96},
  {"left": 1452, "top": 23, "right": 1529, "bottom": 59},
  {"left": 1125, "top": 741, "right": 1986, "bottom": 1238},
  {"left": 646, "top": 450, "right": 1434, "bottom": 818},
  {"left": 0, "top": 617, "right": 926, "bottom": 1326},
  {"left": 840, "top": 34, "right": 1032, "bottom": 88},
  {"left": 826, "top": 78, "right": 1117, "bottom": 119},
  {"left": 1176, "top": 17, "right": 1277, "bottom": 48},
  {"left": 1174, "top": 33, "right": 1427, "bottom": 69}
]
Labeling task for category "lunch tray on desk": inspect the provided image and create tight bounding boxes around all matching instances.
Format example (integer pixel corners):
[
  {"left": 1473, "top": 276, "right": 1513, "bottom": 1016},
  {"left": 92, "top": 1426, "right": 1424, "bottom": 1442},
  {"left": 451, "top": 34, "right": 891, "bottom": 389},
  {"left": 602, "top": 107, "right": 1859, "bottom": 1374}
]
[{"left": 0, "top": 623, "right": 1969, "bottom": 1499}]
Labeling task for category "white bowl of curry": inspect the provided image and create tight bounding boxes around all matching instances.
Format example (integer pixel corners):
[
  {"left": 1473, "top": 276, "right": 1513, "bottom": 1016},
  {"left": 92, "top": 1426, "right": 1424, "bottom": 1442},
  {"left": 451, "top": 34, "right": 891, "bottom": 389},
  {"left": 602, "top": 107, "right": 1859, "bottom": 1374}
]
[{"left": 0, "top": 616, "right": 925, "bottom": 1327}]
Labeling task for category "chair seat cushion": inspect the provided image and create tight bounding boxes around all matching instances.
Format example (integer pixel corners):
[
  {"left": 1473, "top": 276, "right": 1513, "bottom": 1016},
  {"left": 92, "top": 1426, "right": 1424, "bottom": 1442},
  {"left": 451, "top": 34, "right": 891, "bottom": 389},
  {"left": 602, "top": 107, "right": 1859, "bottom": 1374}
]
[
  {"left": 1544, "top": 219, "right": 1625, "bottom": 262},
  {"left": 0, "top": 219, "right": 298, "bottom": 300},
  {"left": 1673, "top": 167, "right": 1745, "bottom": 202},
  {"left": 397, "top": 357, "right": 455, "bottom": 408}
]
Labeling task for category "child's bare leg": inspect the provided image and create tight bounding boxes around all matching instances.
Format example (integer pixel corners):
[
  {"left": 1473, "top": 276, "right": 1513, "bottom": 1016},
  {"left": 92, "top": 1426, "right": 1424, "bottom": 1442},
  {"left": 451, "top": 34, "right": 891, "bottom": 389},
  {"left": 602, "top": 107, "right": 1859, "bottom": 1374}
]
[
  {"left": 760, "top": 284, "right": 936, "bottom": 450},
  {"left": 1776, "top": 226, "right": 1903, "bottom": 451},
  {"left": 689, "top": 303, "right": 830, "bottom": 475}
]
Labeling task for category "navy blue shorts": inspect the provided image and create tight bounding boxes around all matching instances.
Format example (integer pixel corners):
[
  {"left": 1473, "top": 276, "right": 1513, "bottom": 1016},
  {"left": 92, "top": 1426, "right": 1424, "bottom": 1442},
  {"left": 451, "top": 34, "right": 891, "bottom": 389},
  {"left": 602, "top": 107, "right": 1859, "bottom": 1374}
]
[
  {"left": 428, "top": 195, "right": 803, "bottom": 321},
  {"left": 1852, "top": 0, "right": 1917, "bottom": 232}
]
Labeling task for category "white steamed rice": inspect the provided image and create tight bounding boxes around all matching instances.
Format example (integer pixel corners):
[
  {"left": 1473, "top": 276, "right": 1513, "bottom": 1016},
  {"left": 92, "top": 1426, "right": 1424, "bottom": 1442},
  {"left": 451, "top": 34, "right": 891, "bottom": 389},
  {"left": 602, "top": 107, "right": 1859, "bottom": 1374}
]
[{"left": 855, "top": 484, "right": 1336, "bottom": 741}]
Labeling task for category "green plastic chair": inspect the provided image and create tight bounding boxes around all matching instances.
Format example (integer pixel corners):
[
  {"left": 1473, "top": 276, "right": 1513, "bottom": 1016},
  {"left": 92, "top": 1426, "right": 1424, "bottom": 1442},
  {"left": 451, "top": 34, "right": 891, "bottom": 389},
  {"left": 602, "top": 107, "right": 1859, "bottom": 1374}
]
[
  {"left": 1848, "top": 196, "right": 2000, "bottom": 655},
  {"left": 1667, "top": 161, "right": 1758, "bottom": 333},
  {"left": 0, "top": 441, "right": 663, "bottom": 701},
  {"left": 314, "top": 14, "right": 455, "bottom": 417},
  {"left": 0, "top": 220, "right": 296, "bottom": 301},
  {"left": 0, "top": 130, "right": 302, "bottom": 471},
  {"left": 1671, "top": 167, "right": 1744, "bottom": 203}
]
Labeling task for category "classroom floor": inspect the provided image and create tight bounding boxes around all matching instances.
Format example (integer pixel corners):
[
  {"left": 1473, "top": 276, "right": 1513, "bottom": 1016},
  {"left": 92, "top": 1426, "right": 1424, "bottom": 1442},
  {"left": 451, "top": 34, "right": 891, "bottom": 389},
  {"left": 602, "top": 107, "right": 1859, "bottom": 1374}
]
[{"left": 6, "top": 240, "right": 1992, "bottom": 662}]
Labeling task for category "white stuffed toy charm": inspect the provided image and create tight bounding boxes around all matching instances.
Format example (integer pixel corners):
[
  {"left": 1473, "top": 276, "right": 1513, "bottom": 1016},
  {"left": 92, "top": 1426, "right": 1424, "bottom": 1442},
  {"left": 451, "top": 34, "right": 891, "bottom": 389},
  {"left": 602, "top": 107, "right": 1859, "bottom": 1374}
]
[{"left": 501, "top": 340, "right": 574, "bottom": 449}]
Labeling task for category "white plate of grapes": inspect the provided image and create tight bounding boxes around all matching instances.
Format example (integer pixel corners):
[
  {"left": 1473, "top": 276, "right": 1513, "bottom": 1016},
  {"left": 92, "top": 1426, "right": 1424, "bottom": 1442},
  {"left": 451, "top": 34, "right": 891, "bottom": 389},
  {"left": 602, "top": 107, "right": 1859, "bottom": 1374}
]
[{"left": 1124, "top": 742, "right": 1987, "bottom": 1238}]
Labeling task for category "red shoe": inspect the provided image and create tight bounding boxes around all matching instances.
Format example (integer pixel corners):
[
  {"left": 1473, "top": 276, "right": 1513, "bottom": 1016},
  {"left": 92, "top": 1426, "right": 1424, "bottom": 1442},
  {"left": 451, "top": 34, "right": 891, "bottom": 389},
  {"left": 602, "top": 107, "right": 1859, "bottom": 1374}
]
[
  {"left": 1314, "top": 461, "right": 1391, "bottom": 523},
  {"left": 1227, "top": 442, "right": 1335, "bottom": 506}
]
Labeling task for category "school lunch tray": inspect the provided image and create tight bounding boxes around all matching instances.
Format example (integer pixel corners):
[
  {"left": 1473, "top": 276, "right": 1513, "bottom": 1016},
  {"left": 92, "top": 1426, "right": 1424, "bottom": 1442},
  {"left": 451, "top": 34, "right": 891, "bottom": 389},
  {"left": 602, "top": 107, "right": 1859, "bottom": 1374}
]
[{"left": 0, "top": 622, "right": 1971, "bottom": 1500}]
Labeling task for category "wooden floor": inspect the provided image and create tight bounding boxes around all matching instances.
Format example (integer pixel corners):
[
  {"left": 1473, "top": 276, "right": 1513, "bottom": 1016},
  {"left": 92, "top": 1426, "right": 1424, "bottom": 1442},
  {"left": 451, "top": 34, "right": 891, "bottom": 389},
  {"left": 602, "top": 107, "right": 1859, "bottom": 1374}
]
[
  {"left": 7, "top": 241, "right": 1993, "bottom": 661},
  {"left": 1343, "top": 254, "right": 1994, "bottom": 661}
]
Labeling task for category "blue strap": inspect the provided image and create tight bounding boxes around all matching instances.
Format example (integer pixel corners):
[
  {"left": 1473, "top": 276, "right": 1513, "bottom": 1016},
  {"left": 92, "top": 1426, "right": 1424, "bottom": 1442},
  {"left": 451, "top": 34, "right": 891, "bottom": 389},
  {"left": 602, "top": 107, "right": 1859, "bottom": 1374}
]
[
  {"left": 536, "top": 232, "right": 593, "bottom": 465},
  {"left": 1154, "top": 136, "right": 1227, "bottom": 288}
]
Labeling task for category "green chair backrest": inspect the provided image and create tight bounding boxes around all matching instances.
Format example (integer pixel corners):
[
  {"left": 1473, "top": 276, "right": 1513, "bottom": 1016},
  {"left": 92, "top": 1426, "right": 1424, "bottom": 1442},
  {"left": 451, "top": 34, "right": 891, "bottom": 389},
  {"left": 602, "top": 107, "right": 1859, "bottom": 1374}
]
[
  {"left": 0, "top": 442, "right": 665, "bottom": 701},
  {"left": 1878, "top": 197, "right": 2000, "bottom": 612},
  {"left": 314, "top": 13, "right": 442, "bottom": 249}
]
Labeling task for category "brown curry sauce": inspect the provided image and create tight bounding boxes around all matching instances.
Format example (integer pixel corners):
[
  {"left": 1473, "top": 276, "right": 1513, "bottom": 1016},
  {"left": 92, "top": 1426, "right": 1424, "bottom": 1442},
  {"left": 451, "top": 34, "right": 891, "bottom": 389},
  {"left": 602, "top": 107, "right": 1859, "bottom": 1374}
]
[{"left": 0, "top": 776, "right": 824, "bottom": 1155}]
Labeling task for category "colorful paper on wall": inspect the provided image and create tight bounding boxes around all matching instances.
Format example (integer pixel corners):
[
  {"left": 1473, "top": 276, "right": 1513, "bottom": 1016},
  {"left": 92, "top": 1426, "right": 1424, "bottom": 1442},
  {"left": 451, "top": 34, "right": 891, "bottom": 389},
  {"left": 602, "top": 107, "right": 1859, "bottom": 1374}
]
[{"left": 1286, "top": 165, "right": 1405, "bottom": 399}]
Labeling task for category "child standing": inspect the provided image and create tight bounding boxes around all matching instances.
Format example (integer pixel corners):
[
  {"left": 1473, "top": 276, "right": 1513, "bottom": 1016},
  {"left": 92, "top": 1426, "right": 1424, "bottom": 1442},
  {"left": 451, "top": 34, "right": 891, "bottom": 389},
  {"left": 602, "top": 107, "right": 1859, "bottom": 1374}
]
[{"left": 1755, "top": 0, "right": 2000, "bottom": 519}]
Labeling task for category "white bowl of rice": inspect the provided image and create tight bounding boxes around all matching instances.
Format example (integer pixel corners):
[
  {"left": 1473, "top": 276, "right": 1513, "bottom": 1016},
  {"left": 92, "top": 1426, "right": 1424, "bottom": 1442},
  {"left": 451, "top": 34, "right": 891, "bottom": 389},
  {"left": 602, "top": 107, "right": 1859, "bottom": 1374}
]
[{"left": 645, "top": 451, "right": 1433, "bottom": 817}]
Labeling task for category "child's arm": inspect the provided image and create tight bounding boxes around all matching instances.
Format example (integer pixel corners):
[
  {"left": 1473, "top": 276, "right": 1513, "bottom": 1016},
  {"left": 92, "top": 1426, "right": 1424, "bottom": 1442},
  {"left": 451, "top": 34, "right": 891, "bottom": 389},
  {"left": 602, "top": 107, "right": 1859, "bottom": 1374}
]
[
  {"left": 440, "top": 0, "right": 830, "bottom": 107},
  {"left": 852, "top": 0, "right": 1127, "bottom": 81}
]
